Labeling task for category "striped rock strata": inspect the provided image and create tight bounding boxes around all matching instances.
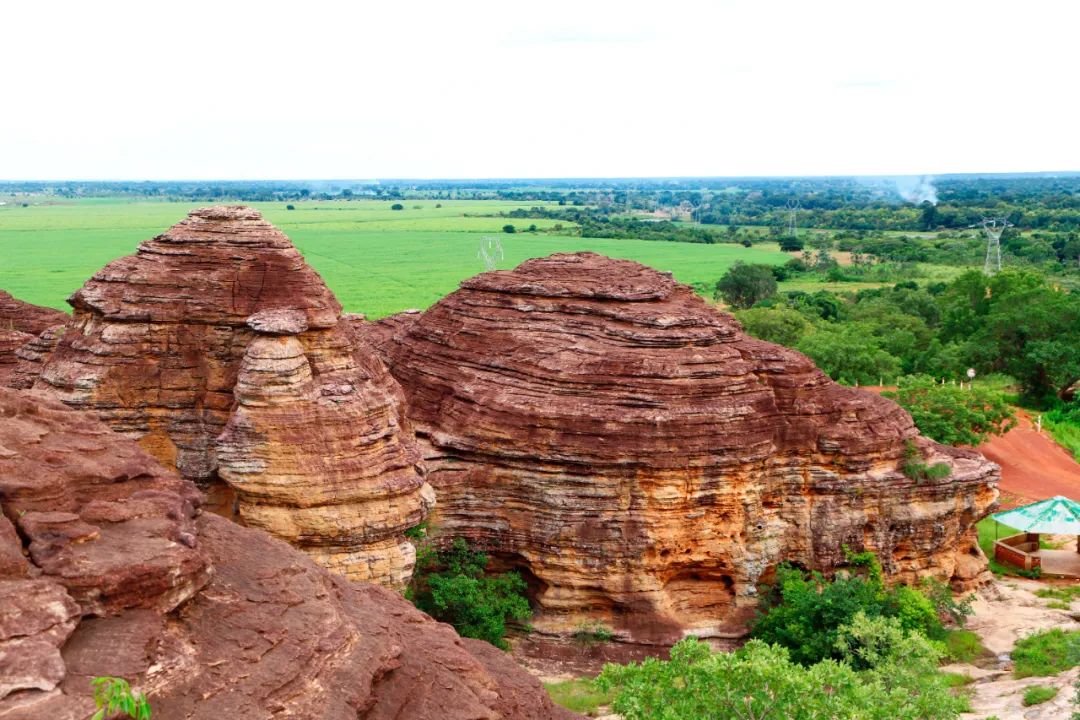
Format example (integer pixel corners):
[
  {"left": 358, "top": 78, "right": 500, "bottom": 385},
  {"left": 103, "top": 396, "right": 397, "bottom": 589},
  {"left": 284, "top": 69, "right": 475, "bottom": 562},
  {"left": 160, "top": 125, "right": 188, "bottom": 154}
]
[
  {"left": 0, "top": 388, "right": 575, "bottom": 720},
  {"left": 33, "top": 206, "right": 431, "bottom": 587},
  {"left": 377, "top": 252, "right": 1000, "bottom": 642}
]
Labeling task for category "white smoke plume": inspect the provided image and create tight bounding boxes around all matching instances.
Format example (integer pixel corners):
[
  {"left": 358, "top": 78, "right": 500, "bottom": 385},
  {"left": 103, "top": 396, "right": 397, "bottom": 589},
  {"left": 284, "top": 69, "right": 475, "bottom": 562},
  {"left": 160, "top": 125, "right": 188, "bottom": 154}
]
[{"left": 894, "top": 175, "right": 938, "bottom": 205}]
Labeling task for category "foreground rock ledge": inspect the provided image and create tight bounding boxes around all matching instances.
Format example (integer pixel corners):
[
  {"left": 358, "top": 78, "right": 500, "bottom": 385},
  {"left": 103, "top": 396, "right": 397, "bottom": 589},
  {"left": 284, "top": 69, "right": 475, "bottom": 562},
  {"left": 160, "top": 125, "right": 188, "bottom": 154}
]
[
  {"left": 376, "top": 252, "right": 1000, "bottom": 642},
  {"left": 29, "top": 206, "right": 431, "bottom": 587},
  {"left": 0, "top": 388, "right": 576, "bottom": 720}
]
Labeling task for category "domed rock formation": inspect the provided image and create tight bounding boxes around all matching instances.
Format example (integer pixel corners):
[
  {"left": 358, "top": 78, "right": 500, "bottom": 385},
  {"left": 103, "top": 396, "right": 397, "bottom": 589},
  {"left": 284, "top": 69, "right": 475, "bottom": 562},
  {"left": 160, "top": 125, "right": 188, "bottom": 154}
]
[
  {"left": 0, "top": 290, "right": 67, "bottom": 336},
  {"left": 0, "top": 388, "right": 575, "bottom": 720},
  {"left": 376, "top": 252, "right": 999, "bottom": 642},
  {"left": 33, "top": 206, "right": 431, "bottom": 587},
  {"left": 7, "top": 324, "right": 64, "bottom": 390}
]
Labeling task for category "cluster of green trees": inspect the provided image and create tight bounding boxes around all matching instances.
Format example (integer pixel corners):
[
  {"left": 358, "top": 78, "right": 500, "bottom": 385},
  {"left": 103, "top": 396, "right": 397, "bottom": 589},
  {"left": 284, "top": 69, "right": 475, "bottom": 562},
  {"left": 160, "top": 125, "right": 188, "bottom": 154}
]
[
  {"left": 502, "top": 205, "right": 731, "bottom": 244},
  {"left": 406, "top": 535, "right": 531, "bottom": 649},
  {"left": 597, "top": 554, "right": 976, "bottom": 720},
  {"left": 728, "top": 268, "right": 1080, "bottom": 406}
]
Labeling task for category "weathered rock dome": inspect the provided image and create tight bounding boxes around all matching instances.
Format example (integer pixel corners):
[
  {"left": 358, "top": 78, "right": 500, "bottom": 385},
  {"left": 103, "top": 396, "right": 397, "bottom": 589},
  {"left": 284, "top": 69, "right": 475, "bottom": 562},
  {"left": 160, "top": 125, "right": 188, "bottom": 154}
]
[
  {"left": 376, "top": 252, "right": 999, "bottom": 641},
  {"left": 0, "top": 387, "right": 575, "bottom": 720},
  {"left": 32, "top": 206, "right": 431, "bottom": 587}
]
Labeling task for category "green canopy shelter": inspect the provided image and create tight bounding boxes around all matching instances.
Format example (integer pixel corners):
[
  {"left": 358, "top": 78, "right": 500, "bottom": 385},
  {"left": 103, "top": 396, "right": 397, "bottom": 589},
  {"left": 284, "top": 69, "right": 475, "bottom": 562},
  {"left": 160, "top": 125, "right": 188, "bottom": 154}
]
[
  {"left": 991, "top": 496, "right": 1080, "bottom": 575},
  {"left": 992, "top": 496, "right": 1080, "bottom": 535}
]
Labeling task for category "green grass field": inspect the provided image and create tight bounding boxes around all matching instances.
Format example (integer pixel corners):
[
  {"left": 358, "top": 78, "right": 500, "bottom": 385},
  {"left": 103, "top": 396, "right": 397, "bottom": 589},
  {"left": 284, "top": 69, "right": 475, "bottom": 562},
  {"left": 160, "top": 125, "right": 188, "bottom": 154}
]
[{"left": 0, "top": 199, "right": 789, "bottom": 318}]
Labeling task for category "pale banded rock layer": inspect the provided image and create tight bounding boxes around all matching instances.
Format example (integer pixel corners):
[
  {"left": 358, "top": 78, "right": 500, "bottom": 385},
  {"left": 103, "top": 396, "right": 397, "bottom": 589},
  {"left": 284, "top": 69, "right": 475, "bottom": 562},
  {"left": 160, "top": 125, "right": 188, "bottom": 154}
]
[
  {"left": 33, "top": 206, "right": 431, "bottom": 586},
  {"left": 379, "top": 252, "right": 1000, "bottom": 642},
  {"left": 0, "top": 388, "right": 575, "bottom": 720}
]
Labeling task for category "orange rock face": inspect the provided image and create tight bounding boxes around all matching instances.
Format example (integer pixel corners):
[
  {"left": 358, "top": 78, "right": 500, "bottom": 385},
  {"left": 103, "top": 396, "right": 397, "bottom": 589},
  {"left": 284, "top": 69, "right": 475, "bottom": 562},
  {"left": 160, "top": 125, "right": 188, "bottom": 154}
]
[
  {"left": 377, "top": 252, "right": 1000, "bottom": 641},
  {"left": 33, "top": 207, "right": 431, "bottom": 587},
  {"left": 0, "top": 388, "right": 575, "bottom": 720}
]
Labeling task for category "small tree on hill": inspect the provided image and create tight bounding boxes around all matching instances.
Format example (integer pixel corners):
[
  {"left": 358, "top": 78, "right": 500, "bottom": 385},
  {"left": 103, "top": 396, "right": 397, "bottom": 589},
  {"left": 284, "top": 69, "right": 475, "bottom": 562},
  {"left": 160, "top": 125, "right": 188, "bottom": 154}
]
[{"left": 713, "top": 262, "right": 778, "bottom": 309}]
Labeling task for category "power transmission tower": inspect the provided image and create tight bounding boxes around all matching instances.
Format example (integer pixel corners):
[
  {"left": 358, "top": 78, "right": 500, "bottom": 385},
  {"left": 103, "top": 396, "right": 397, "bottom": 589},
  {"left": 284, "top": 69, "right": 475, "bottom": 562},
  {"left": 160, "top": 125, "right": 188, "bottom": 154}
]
[
  {"left": 971, "top": 217, "right": 1012, "bottom": 275},
  {"left": 477, "top": 236, "right": 504, "bottom": 271},
  {"left": 785, "top": 199, "right": 800, "bottom": 240}
]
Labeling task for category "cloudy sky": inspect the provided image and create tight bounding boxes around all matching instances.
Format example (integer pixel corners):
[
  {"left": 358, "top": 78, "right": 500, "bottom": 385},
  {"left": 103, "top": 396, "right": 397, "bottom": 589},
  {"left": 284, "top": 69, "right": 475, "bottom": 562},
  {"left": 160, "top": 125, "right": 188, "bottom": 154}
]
[{"left": 2, "top": 0, "right": 1076, "bottom": 179}]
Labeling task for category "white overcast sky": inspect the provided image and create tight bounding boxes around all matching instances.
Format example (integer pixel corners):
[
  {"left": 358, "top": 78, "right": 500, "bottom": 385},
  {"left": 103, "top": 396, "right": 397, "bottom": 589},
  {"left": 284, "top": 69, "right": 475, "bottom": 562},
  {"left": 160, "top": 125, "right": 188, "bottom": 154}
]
[{"left": 1, "top": 0, "right": 1076, "bottom": 179}]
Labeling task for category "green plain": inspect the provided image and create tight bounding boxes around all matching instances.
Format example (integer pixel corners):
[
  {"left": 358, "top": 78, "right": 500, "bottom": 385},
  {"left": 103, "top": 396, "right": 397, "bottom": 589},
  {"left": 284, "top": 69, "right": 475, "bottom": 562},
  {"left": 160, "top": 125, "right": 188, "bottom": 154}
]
[{"left": 0, "top": 199, "right": 788, "bottom": 319}]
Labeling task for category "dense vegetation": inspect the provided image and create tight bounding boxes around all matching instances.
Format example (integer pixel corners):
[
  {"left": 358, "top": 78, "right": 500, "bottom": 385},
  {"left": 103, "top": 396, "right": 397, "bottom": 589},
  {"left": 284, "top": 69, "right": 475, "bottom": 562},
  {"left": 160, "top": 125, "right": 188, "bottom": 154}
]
[
  {"left": 883, "top": 377, "right": 1016, "bottom": 446},
  {"left": 596, "top": 553, "right": 975, "bottom": 720},
  {"left": 733, "top": 268, "right": 1080, "bottom": 407},
  {"left": 406, "top": 535, "right": 531, "bottom": 650}
]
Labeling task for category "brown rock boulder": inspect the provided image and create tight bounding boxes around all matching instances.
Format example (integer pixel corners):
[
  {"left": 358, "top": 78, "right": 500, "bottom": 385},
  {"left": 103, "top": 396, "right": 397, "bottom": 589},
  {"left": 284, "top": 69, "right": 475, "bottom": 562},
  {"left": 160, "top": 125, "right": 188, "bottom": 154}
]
[
  {"left": 0, "top": 290, "right": 68, "bottom": 336},
  {"left": 0, "top": 388, "right": 575, "bottom": 720},
  {"left": 377, "top": 252, "right": 1000, "bottom": 641},
  {"left": 34, "top": 206, "right": 431, "bottom": 587}
]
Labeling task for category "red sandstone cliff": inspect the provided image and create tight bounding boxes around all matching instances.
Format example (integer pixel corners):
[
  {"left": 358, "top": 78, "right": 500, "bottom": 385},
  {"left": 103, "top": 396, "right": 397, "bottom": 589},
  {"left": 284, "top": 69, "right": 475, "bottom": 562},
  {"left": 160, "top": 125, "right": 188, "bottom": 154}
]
[
  {"left": 0, "top": 387, "right": 576, "bottom": 720},
  {"left": 376, "top": 252, "right": 1000, "bottom": 642}
]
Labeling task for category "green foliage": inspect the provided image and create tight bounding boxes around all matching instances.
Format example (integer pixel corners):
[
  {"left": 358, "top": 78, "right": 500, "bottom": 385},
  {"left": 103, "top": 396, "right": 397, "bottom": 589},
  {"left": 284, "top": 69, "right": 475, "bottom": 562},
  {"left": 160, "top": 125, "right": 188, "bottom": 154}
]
[
  {"left": 1022, "top": 685, "right": 1059, "bottom": 706},
  {"left": 921, "top": 576, "right": 975, "bottom": 626},
  {"left": 408, "top": 538, "right": 531, "bottom": 650},
  {"left": 1035, "top": 585, "right": 1080, "bottom": 605},
  {"left": 390, "top": 203, "right": 404, "bottom": 210},
  {"left": 795, "top": 322, "right": 903, "bottom": 385},
  {"left": 899, "top": 441, "right": 953, "bottom": 482},
  {"left": 1012, "top": 629, "right": 1080, "bottom": 678},
  {"left": 598, "top": 618, "right": 966, "bottom": 720},
  {"left": 90, "top": 677, "right": 151, "bottom": 720},
  {"left": 1045, "top": 401, "right": 1080, "bottom": 461},
  {"left": 885, "top": 376, "right": 1017, "bottom": 446},
  {"left": 713, "top": 261, "right": 779, "bottom": 309},
  {"left": 572, "top": 621, "right": 615, "bottom": 649},
  {"left": 750, "top": 553, "right": 947, "bottom": 667},
  {"left": 734, "top": 305, "right": 813, "bottom": 346},
  {"left": 941, "top": 629, "right": 988, "bottom": 663},
  {"left": 502, "top": 223, "right": 516, "bottom": 233},
  {"left": 544, "top": 678, "right": 615, "bottom": 715}
]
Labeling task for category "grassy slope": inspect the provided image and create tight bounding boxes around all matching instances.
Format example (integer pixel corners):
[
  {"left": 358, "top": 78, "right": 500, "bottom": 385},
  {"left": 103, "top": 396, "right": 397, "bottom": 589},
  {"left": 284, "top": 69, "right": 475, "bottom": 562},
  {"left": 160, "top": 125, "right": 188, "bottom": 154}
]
[{"left": 0, "top": 199, "right": 787, "bottom": 318}]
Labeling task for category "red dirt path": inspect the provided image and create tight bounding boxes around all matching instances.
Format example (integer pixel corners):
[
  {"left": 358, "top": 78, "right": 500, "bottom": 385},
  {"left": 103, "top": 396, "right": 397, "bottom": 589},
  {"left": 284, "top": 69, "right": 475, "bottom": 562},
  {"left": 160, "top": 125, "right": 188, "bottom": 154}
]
[
  {"left": 862, "top": 388, "right": 1080, "bottom": 506},
  {"left": 978, "top": 411, "right": 1080, "bottom": 506}
]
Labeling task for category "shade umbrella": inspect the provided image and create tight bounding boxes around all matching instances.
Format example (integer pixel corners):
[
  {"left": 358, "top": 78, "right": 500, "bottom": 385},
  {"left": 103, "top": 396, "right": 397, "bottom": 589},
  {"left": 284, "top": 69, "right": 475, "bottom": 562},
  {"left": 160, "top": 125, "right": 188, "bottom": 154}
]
[{"left": 992, "top": 496, "right": 1080, "bottom": 535}]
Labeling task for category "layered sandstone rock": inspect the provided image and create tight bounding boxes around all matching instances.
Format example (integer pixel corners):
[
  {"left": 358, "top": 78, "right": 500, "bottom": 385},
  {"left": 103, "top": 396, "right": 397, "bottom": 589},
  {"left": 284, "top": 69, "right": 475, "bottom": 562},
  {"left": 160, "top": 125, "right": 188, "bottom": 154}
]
[
  {"left": 0, "top": 329, "right": 33, "bottom": 386},
  {"left": 0, "top": 290, "right": 67, "bottom": 336},
  {"left": 8, "top": 325, "right": 64, "bottom": 389},
  {"left": 0, "top": 388, "right": 575, "bottom": 720},
  {"left": 378, "top": 252, "right": 1000, "bottom": 642},
  {"left": 34, "top": 206, "right": 430, "bottom": 586}
]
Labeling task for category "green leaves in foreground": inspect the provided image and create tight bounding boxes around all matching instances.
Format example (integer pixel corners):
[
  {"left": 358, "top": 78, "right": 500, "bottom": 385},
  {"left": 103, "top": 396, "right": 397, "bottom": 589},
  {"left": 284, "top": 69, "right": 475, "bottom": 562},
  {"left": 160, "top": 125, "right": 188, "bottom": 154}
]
[
  {"left": 91, "top": 676, "right": 151, "bottom": 720},
  {"left": 597, "top": 614, "right": 966, "bottom": 720}
]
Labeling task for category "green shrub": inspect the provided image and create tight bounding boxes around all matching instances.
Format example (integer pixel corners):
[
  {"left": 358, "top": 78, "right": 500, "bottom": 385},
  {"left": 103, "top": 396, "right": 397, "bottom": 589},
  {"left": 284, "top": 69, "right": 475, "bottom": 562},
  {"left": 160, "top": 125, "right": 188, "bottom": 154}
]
[
  {"left": 1012, "top": 629, "right": 1080, "bottom": 678},
  {"left": 900, "top": 441, "right": 953, "bottom": 482},
  {"left": 598, "top": 618, "right": 966, "bottom": 720},
  {"left": 1022, "top": 684, "right": 1059, "bottom": 706},
  {"left": 751, "top": 552, "right": 944, "bottom": 666},
  {"left": 408, "top": 538, "right": 531, "bottom": 649},
  {"left": 90, "top": 677, "right": 151, "bottom": 720}
]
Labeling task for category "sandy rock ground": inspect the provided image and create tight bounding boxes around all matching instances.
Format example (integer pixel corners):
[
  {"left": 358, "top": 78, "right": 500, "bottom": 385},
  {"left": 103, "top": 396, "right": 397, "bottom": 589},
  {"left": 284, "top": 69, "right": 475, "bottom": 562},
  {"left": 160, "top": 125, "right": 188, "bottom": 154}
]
[{"left": 950, "top": 578, "right": 1080, "bottom": 720}]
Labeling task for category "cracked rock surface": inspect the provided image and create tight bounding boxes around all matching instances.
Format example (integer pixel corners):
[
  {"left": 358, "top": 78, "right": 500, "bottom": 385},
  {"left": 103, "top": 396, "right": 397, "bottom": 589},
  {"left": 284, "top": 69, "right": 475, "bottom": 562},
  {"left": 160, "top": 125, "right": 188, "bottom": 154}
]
[{"left": 0, "top": 387, "right": 576, "bottom": 720}]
